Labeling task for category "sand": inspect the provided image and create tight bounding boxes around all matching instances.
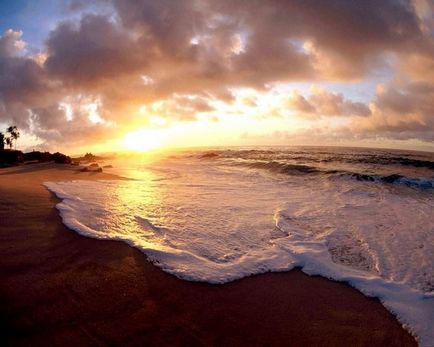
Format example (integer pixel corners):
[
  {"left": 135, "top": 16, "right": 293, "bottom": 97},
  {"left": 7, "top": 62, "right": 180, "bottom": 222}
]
[{"left": 0, "top": 163, "right": 416, "bottom": 346}]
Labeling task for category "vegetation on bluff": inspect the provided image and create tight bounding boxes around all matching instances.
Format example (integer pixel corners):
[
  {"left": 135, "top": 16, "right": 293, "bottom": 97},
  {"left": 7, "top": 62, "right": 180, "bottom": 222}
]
[{"left": 0, "top": 126, "right": 71, "bottom": 167}]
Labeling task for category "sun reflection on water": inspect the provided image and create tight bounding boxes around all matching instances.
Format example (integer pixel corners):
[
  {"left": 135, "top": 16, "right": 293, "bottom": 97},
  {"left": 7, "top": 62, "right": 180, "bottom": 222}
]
[{"left": 111, "top": 167, "right": 172, "bottom": 251}]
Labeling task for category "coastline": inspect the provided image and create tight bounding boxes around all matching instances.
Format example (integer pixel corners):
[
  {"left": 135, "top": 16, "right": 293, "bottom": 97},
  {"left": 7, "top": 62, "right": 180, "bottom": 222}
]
[{"left": 0, "top": 163, "right": 416, "bottom": 346}]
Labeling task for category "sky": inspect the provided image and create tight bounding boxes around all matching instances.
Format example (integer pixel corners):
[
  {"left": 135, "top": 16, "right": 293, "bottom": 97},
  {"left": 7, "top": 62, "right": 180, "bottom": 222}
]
[{"left": 0, "top": 0, "right": 434, "bottom": 153}]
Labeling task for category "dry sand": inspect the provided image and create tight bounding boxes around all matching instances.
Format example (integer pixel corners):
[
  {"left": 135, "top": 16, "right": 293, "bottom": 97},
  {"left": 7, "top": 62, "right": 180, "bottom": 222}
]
[{"left": 0, "top": 163, "right": 416, "bottom": 346}]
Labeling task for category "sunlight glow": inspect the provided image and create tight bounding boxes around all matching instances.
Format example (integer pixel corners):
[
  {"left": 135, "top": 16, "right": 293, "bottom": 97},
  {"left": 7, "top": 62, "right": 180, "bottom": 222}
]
[{"left": 123, "top": 129, "right": 166, "bottom": 152}]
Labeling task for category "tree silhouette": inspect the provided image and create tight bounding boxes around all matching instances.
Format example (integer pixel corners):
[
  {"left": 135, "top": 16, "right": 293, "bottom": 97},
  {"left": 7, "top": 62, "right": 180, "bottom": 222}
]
[
  {"left": 6, "top": 126, "right": 20, "bottom": 150},
  {"left": 0, "top": 132, "right": 4, "bottom": 151},
  {"left": 5, "top": 136, "right": 13, "bottom": 150}
]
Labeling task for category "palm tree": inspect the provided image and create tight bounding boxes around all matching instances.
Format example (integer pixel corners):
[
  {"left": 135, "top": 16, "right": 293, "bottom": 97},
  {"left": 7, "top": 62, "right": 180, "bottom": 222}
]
[
  {"left": 5, "top": 136, "right": 12, "bottom": 150},
  {"left": 6, "top": 126, "right": 20, "bottom": 150}
]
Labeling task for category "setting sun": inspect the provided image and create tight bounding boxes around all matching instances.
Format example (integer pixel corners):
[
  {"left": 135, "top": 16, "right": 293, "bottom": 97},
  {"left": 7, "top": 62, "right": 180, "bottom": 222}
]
[
  {"left": 1, "top": 1, "right": 433, "bottom": 346},
  {"left": 123, "top": 129, "right": 165, "bottom": 152}
]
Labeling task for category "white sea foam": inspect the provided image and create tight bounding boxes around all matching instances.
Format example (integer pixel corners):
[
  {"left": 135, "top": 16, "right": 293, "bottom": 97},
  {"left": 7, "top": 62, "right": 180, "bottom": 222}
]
[{"left": 44, "top": 153, "right": 434, "bottom": 346}]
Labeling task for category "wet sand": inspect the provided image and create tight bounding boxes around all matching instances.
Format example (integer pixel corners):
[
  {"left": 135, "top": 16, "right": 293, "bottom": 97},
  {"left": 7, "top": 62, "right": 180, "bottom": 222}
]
[{"left": 0, "top": 163, "right": 416, "bottom": 346}]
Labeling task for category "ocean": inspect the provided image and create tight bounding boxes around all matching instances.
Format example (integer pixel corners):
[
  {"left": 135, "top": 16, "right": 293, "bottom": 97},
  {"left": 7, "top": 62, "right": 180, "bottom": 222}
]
[{"left": 44, "top": 146, "right": 434, "bottom": 346}]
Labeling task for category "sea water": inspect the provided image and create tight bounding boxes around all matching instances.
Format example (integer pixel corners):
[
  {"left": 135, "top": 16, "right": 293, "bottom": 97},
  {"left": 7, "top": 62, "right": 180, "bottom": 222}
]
[{"left": 44, "top": 147, "right": 434, "bottom": 346}]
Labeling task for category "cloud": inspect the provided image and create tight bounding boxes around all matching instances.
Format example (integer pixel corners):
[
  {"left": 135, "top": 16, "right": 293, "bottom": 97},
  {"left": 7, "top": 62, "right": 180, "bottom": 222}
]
[
  {"left": 399, "top": 53, "right": 434, "bottom": 83},
  {"left": 140, "top": 94, "right": 215, "bottom": 124},
  {"left": 286, "top": 87, "right": 371, "bottom": 118},
  {"left": 0, "top": 29, "right": 27, "bottom": 57},
  {"left": 0, "top": 30, "right": 58, "bottom": 129},
  {"left": 0, "top": 0, "right": 433, "bottom": 150},
  {"left": 206, "top": 0, "right": 432, "bottom": 79},
  {"left": 350, "top": 81, "right": 434, "bottom": 141},
  {"left": 44, "top": 14, "right": 147, "bottom": 87}
]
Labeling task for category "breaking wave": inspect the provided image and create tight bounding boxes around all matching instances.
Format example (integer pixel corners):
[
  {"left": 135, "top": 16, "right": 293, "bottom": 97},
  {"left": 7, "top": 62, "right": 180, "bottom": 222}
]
[
  {"left": 229, "top": 159, "right": 434, "bottom": 190},
  {"left": 337, "top": 172, "right": 434, "bottom": 189},
  {"left": 44, "top": 147, "right": 434, "bottom": 346}
]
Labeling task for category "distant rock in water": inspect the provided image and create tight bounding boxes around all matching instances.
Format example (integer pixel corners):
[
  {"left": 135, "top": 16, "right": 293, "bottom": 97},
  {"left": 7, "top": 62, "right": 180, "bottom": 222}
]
[
  {"left": 52, "top": 152, "right": 72, "bottom": 164},
  {"left": 79, "top": 164, "right": 103, "bottom": 173},
  {"left": 74, "top": 152, "right": 104, "bottom": 162},
  {"left": 103, "top": 165, "right": 113, "bottom": 168},
  {"left": 84, "top": 152, "right": 96, "bottom": 160}
]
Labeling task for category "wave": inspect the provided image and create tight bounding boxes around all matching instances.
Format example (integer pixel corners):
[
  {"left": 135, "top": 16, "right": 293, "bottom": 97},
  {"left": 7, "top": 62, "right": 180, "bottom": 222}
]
[
  {"left": 195, "top": 149, "right": 434, "bottom": 171},
  {"left": 338, "top": 172, "right": 434, "bottom": 189},
  {"left": 199, "top": 152, "right": 221, "bottom": 159},
  {"left": 232, "top": 159, "right": 434, "bottom": 189},
  {"left": 244, "top": 161, "right": 323, "bottom": 175},
  {"left": 352, "top": 156, "right": 434, "bottom": 170},
  {"left": 43, "top": 179, "right": 434, "bottom": 346}
]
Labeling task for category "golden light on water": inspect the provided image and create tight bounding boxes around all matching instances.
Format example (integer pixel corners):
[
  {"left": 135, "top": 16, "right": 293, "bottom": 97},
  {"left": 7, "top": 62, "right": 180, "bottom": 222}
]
[{"left": 123, "top": 129, "right": 166, "bottom": 152}]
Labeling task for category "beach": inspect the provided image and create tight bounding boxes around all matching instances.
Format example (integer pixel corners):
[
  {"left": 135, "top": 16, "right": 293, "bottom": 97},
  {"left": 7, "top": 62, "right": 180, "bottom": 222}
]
[{"left": 0, "top": 163, "right": 417, "bottom": 346}]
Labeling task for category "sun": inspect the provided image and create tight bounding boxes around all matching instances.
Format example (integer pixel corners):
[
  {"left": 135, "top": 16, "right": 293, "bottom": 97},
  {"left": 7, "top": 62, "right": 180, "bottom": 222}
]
[{"left": 123, "top": 129, "right": 165, "bottom": 152}]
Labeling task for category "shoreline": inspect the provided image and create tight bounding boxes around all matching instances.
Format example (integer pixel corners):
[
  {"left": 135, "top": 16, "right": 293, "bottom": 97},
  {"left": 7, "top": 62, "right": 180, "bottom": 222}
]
[{"left": 0, "top": 163, "right": 417, "bottom": 346}]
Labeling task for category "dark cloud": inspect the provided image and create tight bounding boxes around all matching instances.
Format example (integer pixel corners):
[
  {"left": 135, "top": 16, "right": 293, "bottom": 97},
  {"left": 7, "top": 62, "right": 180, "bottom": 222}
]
[
  {"left": 0, "top": 30, "right": 58, "bottom": 129},
  {"left": 206, "top": 0, "right": 432, "bottom": 78},
  {"left": 44, "top": 14, "right": 147, "bottom": 87},
  {"left": 48, "top": 0, "right": 434, "bottom": 90}
]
